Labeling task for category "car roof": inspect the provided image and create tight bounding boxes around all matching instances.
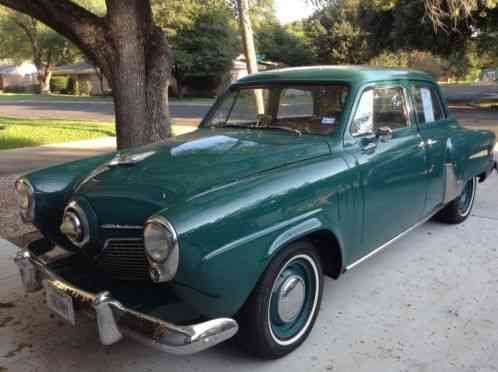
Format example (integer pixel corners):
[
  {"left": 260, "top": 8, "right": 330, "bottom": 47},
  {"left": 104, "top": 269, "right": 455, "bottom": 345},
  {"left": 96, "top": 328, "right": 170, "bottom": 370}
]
[{"left": 235, "top": 65, "right": 435, "bottom": 86}]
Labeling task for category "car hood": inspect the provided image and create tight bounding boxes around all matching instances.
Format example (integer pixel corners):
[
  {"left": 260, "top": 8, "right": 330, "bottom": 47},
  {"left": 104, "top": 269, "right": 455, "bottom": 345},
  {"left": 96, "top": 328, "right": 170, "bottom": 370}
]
[{"left": 77, "top": 128, "right": 330, "bottom": 213}]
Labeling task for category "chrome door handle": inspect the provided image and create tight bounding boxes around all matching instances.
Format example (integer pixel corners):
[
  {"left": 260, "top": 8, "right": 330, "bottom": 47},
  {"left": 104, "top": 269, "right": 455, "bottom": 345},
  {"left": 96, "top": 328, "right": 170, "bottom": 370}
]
[
  {"left": 418, "top": 139, "right": 437, "bottom": 149},
  {"left": 361, "top": 142, "right": 377, "bottom": 154}
]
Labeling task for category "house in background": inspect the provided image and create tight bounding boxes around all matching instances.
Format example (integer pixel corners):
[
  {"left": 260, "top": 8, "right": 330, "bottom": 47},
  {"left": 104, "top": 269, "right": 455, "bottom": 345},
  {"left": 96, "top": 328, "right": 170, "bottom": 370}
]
[
  {"left": 228, "top": 54, "right": 278, "bottom": 82},
  {"left": 169, "top": 54, "right": 279, "bottom": 98},
  {"left": 52, "top": 62, "right": 111, "bottom": 95},
  {"left": 0, "top": 62, "right": 37, "bottom": 91},
  {"left": 480, "top": 67, "right": 497, "bottom": 83},
  {"left": 51, "top": 56, "right": 278, "bottom": 98}
]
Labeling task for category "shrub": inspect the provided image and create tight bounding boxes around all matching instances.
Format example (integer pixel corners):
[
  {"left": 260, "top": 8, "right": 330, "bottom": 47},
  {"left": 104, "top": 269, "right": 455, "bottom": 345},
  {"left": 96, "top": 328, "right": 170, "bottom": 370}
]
[
  {"left": 4, "top": 84, "right": 41, "bottom": 94},
  {"left": 369, "top": 50, "right": 448, "bottom": 81},
  {"left": 80, "top": 80, "right": 92, "bottom": 96},
  {"left": 50, "top": 76, "right": 69, "bottom": 93}
]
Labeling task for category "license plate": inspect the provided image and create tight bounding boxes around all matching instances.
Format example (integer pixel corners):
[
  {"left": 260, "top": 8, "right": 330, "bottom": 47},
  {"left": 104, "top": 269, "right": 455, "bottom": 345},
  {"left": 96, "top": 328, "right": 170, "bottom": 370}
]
[{"left": 44, "top": 282, "right": 76, "bottom": 326}]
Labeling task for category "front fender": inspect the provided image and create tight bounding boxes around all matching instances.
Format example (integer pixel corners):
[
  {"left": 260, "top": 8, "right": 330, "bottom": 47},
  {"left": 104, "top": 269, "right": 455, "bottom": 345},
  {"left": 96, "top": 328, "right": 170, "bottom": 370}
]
[
  {"left": 160, "top": 155, "right": 353, "bottom": 318},
  {"left": 24, "top": 153, "right": 115, "bottom": 238}
]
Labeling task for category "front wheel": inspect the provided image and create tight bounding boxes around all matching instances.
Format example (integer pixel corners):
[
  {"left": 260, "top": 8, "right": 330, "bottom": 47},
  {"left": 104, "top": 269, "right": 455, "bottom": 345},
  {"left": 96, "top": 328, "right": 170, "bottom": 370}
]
[
  {"left": 434, "top": 176, "right": 477, "bottom": 224},
  {"left": 236, "top": 240, "right": 323, "bottom": 359}
]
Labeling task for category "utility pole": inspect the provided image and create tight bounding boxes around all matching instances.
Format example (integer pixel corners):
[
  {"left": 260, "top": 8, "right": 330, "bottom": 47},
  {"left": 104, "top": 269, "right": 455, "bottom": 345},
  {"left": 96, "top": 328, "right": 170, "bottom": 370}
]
[{"left": 236, "top": 0, "right": 265, "bottom": 114}]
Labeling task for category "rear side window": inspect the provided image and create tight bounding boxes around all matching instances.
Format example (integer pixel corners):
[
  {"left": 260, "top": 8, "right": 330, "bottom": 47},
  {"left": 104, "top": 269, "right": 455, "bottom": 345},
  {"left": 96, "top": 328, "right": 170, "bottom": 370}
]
[{"left": 412, "top": 84, "right": 445, "bottom": 124}]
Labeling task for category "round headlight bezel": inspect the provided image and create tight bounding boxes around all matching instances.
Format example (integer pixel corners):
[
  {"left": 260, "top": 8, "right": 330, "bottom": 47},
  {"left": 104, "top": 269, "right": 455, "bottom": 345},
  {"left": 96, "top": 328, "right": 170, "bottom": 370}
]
[
  {"left": 61, "top": 201, "right": 90, "bottom": 248},
  {"left": 144, "top": 216, "right": 179, "bottom": 283},
  {"left": 144, "top": 221, "right": 171, "bottom": 263},
  {"left": 15, "top": 178, "right": 35, "bottom": 223}
]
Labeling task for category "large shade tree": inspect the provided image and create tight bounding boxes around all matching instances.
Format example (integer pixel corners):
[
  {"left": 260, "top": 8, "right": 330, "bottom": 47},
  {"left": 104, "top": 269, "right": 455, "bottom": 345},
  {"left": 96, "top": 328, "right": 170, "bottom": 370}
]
[
  {"left": 0, "top": 0, "right": 174, "bottom": 149},
  {"left": 153, "top": 0, "right": 239, "bottom": 99}
]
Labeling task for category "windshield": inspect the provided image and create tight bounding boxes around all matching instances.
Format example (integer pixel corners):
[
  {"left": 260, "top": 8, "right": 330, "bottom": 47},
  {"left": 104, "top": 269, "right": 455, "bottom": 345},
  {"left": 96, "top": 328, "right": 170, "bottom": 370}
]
[{"left": 204, "top": 84, "right": 350, "bottom": 136}]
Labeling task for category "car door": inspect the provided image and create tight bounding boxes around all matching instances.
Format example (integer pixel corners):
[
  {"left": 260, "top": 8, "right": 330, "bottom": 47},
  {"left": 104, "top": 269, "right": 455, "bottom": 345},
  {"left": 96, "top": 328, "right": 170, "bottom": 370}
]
[
  {"left": 409, "top": 82, "right": 451, "bottom": 214},
  {"left": 344, "top": 83, "right": 429, "bottom": 261}
]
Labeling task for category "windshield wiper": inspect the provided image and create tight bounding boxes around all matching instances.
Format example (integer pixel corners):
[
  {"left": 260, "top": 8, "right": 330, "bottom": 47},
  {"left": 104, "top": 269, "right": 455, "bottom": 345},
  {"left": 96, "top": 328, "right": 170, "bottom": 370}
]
[
  {"left": 258, "top": 125, "right": 302, "bottom": 136},
  {"left": 222, "top": 123, "right": 255, "bottom": 129},
  {"left": 220, "top": 123, "right": 302, "bottom": 136}
]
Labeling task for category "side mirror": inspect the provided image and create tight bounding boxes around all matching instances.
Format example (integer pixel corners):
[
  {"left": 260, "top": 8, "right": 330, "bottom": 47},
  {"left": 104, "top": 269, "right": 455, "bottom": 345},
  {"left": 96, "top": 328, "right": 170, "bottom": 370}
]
[{"left": 376, "top": 126, "right": 392, "bottom": 142}]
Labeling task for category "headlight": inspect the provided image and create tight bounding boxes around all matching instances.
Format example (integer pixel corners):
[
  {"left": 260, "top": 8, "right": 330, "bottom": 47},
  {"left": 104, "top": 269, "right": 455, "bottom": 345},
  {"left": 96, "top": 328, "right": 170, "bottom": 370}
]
[
  {"left": 60, "top": 211, "right": 83, "bottom": 244},
  {"left": 144, "top": 216, "right": 179, "bottom": 283},
  {"left": 60, "top": 201, "right": 90, "bottom": 247},
  {"left": 144, "top": 222, "right": 171, "bottom": 262},
  {"left": 15, "top": 178, "right": 35, "bottom": 222}
]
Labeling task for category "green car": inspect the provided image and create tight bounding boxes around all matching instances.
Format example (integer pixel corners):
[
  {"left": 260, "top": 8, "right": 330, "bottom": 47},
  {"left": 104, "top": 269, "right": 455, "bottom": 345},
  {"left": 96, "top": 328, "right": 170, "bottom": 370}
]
[{"left": 14, "top": 66, "right": 496, "bottom": 359}]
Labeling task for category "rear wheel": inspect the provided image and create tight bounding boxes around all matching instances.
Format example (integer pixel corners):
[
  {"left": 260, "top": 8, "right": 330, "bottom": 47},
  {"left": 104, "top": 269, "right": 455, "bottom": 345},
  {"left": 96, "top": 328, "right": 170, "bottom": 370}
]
[
  {"left": 236, "top": 240, "right": 323, "bottom": 359},
  {"left": 434, "top": 177, "right": 477, "bottom": 224}
]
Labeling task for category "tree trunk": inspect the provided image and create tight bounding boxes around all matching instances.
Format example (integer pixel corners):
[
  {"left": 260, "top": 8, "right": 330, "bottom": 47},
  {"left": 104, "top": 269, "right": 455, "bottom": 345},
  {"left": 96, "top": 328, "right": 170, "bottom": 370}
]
[
  {"left": 38, "top": 69, "right": 52, "bottom": 95},
  {"left": 178, "top": 84, "right": 184, "bottom": 100},
  {"left": 0, "top": 0, "right": 173, "bottom": 150},
  {"left": 103, "top": 0, "right": 172, "bottom": 149}
]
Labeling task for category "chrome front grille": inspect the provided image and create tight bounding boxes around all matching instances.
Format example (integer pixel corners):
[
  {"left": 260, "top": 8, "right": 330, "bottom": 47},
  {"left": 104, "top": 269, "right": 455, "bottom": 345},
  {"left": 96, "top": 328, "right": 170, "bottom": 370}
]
[{"left": 98, "top": 238, "right": 150, "bottom": 281}]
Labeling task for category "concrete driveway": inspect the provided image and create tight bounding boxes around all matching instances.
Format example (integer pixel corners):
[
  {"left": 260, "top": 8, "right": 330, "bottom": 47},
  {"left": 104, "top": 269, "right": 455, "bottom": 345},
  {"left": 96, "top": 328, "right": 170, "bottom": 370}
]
[{"left": 1, "top": 173, "right": 497, "bottom": 371}]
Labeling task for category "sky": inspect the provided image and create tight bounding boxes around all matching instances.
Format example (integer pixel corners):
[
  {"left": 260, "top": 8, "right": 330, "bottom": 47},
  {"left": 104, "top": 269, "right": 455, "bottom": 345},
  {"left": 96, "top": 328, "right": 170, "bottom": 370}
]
[{"left": 275, "top": 0, "right": 316, "bottom": 24}]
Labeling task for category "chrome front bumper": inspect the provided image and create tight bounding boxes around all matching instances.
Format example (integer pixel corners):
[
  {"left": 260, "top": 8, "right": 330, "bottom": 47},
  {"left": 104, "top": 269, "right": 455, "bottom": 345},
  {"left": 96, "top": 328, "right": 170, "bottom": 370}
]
[{"left": 14, "top": 249, "right": 238, "bottom": 355}]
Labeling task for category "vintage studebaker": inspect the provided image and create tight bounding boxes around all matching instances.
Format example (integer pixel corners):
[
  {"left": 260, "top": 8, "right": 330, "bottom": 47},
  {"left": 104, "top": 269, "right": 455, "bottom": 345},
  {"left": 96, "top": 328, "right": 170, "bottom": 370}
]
[{"left": 14, "top": 66, "right": 496, "bottom": 359}]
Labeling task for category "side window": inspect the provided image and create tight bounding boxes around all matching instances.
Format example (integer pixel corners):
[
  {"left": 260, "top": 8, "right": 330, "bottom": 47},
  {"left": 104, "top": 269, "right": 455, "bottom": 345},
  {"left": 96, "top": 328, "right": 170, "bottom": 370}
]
[
  {"left": 351, "top": 86, "right": 409, "bottom": 136},
  {"left": 351, "top": 88, "right": 374, "bottom": 135},
  {"left": 277, "top": 88, "right": 314, "bottom": 118},
  {"left": 412, "top": 84, "right": 445, "bottom": 124}
]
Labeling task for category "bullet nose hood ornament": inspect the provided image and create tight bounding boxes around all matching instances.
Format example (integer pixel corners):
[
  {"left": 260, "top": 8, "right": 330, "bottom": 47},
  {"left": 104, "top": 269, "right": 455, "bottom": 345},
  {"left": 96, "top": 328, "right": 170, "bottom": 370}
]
[
  {"left": 77, "top": 151, "right": 156, "bottom": 191},
  {"left": 108, "top": 151, "right": 156, "bottom": 167}
]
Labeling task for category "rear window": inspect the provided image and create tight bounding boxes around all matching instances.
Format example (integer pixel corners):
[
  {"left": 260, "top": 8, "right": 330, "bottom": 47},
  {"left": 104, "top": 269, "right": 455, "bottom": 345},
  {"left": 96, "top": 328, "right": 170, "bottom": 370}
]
[{"left": 412, "top": 84, "right": 445, "bottom": 124}]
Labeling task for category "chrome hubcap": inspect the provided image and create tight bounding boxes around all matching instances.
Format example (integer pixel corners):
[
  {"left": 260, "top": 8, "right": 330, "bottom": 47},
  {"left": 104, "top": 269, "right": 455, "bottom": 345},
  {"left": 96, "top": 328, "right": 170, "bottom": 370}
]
[{"left": 276, "top": 275, "right": 306, "bottom": 324}]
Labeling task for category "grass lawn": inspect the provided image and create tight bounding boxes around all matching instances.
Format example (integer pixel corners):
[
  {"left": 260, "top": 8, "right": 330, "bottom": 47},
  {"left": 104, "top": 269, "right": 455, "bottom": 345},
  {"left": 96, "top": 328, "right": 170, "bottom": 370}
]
[
  {"left": 0, "top": 117, "right": 197, "bottom": 150},
  {"left": 0, "top": 117, "right": 115, "bottom": 150},
  {"left": 477, "top": 98, "right": 498, "bottom": 110}
]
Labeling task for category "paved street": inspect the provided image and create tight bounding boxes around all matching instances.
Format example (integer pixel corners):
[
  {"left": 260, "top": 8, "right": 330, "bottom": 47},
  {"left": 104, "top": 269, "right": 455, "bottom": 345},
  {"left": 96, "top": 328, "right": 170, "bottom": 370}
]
[
  {"left": 441, "top": 83, "right": 498, "bottom": 103},
  {"left": 0, "top": 99, "right": 212, "bottom": 125},
  {"left": 0, "top": 172, "right": 497, "bottom": 371}
]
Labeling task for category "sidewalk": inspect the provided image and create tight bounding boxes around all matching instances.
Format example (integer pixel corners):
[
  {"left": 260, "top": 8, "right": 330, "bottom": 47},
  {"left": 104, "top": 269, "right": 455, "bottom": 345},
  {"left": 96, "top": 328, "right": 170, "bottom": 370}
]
[
  {"left": 0, "top": 125, "right": 197, "bottom": 176},
  {"left": 0, "top": 137, "right": 116, "bottom": 176}
]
